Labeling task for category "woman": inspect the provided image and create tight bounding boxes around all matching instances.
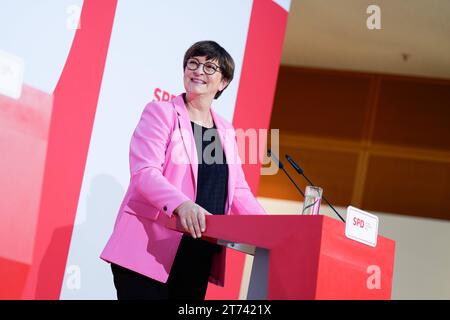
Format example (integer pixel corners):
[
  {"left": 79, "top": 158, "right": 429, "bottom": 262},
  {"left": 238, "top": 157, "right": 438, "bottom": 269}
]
[{"left": 100, "top": 40, "right": 266, "bottom": 300}]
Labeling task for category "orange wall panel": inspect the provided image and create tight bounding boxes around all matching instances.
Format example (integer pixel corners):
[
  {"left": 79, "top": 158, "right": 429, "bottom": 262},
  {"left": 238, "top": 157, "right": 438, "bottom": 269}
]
[
  {"left": 363, "top": 155, "right": 450, "bottom": 220},
  {"left": 270, "top": 66, "right": 373, "bottom": 140},
  {"left": 373, "top": 76, "right": 450, "bottom": 151}
]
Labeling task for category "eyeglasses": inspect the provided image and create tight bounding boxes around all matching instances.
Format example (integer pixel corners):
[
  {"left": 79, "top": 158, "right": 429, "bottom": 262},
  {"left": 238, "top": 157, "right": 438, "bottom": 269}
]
[{"left": 186, "top": 58, "right": 221, "bottom": 75}]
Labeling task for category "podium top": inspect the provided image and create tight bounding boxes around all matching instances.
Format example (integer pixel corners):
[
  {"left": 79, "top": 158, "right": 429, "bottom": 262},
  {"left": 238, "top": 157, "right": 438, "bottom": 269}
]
[{"left": 166, "top": 214, "right": 394, "bottom": 251}]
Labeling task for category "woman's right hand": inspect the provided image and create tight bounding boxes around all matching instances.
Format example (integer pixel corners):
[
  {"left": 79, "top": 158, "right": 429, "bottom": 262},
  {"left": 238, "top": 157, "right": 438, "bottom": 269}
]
[{"left": 173, "top": 200, "right": 211, "bottom": 238}]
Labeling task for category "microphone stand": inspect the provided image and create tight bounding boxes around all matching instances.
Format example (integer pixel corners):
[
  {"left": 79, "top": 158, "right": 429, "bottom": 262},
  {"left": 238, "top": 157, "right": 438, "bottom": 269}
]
[
  {"left": 268, "top": 149, "right": 304, "bottom": 198},
  {"left": 285, "top": 154, "right": 346, "bottom": 223}
]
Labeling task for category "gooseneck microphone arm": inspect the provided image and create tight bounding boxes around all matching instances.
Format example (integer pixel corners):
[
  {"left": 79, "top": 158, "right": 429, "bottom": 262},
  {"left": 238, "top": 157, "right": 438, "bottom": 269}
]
[
  {"left": 285, "top": 154, "right": 346, "bottom": 223},
  {"left": 268, "top": 149, "right": 305, "bottom": 198}
]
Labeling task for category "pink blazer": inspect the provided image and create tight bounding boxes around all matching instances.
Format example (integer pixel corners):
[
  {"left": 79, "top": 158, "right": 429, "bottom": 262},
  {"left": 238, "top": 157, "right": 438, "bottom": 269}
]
[{"left": 100, "top": 94, "right": 266, "bottom": 286}]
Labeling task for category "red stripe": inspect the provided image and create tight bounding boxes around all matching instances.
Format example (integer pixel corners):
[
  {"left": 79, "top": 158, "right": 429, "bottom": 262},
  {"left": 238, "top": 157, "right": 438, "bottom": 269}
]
[
  {"left": 20, "top": 0, "right": 118, "bottom": 299},
  {"left": 206, "top": 0, "right": 289, "bottom": 299}
]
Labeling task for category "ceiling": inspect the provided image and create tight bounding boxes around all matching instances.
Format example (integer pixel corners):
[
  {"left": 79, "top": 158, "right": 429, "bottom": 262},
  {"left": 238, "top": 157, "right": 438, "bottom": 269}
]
[{"left": 281, "top": 0, "right": 450, "bottom": 79}]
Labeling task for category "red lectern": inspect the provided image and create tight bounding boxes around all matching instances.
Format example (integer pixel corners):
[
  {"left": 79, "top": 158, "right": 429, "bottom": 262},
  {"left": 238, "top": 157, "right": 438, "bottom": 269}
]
[{"left": 167, "top": 215, "right": 395, "bottom": 300}]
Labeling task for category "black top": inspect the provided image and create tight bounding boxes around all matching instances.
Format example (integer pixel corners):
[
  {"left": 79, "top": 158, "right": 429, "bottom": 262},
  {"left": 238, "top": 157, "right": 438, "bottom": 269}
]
[{"left": 191, "top": 121, "right": 228, "bottom": 215}]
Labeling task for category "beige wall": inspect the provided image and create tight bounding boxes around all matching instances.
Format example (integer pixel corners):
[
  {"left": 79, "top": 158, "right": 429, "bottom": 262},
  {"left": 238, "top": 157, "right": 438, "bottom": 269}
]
[{"left": 238, "top": 197, "right": 450, "bottom": 299}]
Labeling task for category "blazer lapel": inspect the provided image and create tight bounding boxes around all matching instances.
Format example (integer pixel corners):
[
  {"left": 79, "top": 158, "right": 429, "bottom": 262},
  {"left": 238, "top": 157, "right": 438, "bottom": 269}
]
[{"left": 172, "top": 95, "right": 198, "bottom": 194}]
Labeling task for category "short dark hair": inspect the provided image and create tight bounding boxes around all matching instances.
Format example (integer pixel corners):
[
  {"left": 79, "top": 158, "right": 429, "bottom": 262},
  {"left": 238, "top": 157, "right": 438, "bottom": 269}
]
[{"left": 183, "top": 40, "right": 235, "bottom": 99}]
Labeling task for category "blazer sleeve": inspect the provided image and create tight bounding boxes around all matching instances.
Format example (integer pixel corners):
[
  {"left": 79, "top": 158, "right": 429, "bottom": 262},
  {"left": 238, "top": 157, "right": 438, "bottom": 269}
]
[
  {"left": 229, "top": 128, "right": 267, "bottom": 215},
  {"left": 130, "top": 102, "right": 190, "bottom": 217}
]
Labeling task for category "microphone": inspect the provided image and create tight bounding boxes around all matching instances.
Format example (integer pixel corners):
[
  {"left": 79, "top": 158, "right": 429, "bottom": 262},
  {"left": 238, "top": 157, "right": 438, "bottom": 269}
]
[
  {"left": 285, "top": 154, "right": 346, "bottom": 223},
  {"left": 268, "top": 149, "right": 304, "bottom": 198}
]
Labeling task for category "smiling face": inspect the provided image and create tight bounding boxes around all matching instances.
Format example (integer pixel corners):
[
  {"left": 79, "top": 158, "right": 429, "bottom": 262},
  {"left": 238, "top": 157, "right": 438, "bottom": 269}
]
[{"left": 183, "top": 56, "right": 229, "bottom": 99}]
